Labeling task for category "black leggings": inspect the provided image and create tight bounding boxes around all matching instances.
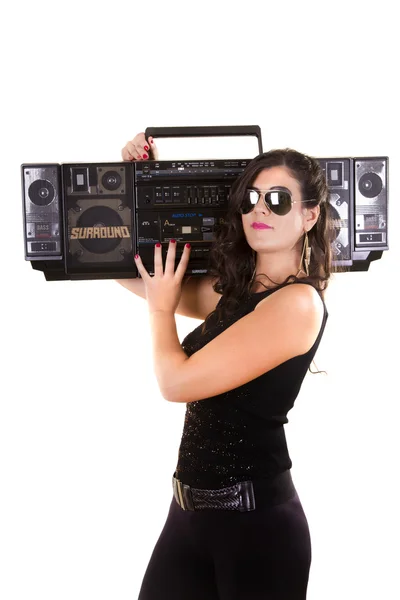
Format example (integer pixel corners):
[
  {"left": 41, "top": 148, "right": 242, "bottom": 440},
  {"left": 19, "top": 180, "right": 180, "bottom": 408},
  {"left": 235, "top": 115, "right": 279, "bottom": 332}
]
[{"left": 138, "top": 484, "right": 312, "bottom": 599}]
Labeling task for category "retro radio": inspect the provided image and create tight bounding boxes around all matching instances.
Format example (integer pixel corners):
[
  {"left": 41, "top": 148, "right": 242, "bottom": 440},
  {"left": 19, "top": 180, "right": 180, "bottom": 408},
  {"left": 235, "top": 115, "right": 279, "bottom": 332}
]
[{"left": 21, "top": 126, "right": 389, "bottom": 280}]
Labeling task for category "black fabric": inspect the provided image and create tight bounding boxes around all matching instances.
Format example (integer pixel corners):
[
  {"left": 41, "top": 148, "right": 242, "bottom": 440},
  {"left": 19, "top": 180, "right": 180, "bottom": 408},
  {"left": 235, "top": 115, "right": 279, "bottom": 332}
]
[
  {"left": 138, "top": 487, "right": 311, "bottom": 599},
  {"left": 175, "top": 281, "right": 329, "bottom": 490}
]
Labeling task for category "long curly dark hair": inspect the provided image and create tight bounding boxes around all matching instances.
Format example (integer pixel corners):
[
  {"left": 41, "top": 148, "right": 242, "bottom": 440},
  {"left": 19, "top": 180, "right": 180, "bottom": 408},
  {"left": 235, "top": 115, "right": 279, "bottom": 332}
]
[{"left": 199, "top": 147, "right": 347, "bottom": 374}]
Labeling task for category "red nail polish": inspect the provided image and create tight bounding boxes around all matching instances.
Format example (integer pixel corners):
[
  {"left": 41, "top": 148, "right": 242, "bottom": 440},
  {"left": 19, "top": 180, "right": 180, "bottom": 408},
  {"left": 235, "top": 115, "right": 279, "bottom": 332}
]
[
  {"left": 186, "top": 243, "right": 191, "bottom": 248},
  {"left": 171, "top": 239, "right": 176, "bottom": 243},
  {"left": 144, "top": 145, "right": 149, "bottom": 151},
  {"left": 135, "top": 254, "right": 139, "bottom": 259},
  {"left": 143, "top": 153, "right": 148, "bottom": 159},
  {"left": 156, "top": 243, "right": 161, "bottom": 247}
]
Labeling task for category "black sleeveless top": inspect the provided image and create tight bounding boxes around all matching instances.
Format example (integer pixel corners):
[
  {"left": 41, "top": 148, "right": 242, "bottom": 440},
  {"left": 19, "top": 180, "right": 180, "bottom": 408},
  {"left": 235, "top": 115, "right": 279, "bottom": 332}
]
[{"left": 175, "top": 281, "right": 329, "bottom": 489}]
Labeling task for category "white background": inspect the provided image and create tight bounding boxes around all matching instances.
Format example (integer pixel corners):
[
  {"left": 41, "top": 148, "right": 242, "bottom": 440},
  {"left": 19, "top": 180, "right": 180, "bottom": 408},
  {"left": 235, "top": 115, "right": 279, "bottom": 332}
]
[{"left": 1, "top": 0, "right": 399, "bottom": 598}]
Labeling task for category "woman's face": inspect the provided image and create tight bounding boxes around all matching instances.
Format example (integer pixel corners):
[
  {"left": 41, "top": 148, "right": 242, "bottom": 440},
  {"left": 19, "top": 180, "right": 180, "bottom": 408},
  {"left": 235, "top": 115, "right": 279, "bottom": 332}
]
[{"left": 241, "top": 166, "right": 307, "bottom": 254}]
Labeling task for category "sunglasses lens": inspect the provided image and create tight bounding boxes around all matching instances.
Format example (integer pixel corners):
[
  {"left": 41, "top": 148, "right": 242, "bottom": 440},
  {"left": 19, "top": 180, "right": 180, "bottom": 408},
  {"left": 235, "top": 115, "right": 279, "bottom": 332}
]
[
  {"left": 240, "top": 190, "right": 259, "bottom": 214},
  {"left": 240, "top": 190, "right": 292, "bottom": 215},
  {"left": 268, "top": 191, "right": 292, "bottom": 215}
]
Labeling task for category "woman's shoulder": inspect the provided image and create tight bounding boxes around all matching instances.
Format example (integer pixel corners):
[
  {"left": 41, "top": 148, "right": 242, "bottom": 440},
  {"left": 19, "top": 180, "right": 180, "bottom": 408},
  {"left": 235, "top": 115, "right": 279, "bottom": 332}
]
[{"left": 254, "top": 280, "right": 326, "bottom": 315}]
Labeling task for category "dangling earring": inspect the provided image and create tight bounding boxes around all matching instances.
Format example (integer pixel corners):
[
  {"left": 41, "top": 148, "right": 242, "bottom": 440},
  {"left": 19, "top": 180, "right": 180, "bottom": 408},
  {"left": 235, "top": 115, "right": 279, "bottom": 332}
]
[{"left": 297, "top": 230, "right": 311, "bottom": 277}]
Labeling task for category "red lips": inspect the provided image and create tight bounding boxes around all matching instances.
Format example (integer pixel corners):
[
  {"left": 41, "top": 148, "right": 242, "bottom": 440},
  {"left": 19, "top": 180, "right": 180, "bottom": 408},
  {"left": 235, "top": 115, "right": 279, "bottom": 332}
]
[{"left": 251, "top": 222, "right": 272, "bottom": 229}]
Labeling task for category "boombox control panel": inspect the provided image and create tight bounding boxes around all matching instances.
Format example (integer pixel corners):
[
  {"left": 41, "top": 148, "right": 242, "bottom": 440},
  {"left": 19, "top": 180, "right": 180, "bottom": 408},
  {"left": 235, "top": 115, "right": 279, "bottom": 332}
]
[{"left": 134, "top": 160, "right": 253, "bottom": 273}]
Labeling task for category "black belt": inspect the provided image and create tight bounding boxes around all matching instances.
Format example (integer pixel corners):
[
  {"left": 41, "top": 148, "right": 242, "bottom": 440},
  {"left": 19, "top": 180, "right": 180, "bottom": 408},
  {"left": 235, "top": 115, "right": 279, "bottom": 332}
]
[{"left": 172, "top": 469, "right": 295, "bottom": 512}]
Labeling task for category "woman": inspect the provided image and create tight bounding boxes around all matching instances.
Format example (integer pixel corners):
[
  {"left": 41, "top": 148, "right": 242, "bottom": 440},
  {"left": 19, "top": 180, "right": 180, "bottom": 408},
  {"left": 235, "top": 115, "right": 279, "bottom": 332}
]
[{"left": 121, "top": 132, "right": 332, "bottom": 599}]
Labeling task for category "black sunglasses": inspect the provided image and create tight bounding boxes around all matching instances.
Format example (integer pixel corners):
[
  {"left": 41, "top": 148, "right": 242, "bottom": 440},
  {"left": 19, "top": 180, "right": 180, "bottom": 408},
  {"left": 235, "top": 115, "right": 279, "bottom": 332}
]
[{"left": 239, "top": 188, "right": 315, "bottom": 217}]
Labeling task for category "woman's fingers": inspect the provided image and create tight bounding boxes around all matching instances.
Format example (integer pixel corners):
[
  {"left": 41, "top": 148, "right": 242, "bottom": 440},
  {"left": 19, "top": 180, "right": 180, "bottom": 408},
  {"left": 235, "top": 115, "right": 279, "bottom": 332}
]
[
  {"left": 154, "top": 241, "right": 190, "bottom": 278},
  {"left": 121, "top": 145, "right": 135, "bottom": 161},
  {"left": 154, "top": 243, "right": 164, "bottom": 277},
  {"left": 136, "top": 242, "right": 190, "bottom": 280},
  {"left": 164, "top": 240, "right": 177, "bottom": 273},
  {"left": 121, "top": 132, "right": 158, "bottom": 161},
  {"left": 174, "top": 244, "right": 191, "bottom": 280},
  {"left": 148, "top": 136, "right": 159, "bottom": 160},
  {"left": 134, "top": 254, "right": 150, "bottom": 282}
]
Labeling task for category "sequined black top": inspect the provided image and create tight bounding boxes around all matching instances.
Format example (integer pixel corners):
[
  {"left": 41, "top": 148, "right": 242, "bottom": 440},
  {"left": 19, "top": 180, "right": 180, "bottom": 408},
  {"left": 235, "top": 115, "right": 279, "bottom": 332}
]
[{"left": 175, "top": 281, "right": 329, "bottom": 489}]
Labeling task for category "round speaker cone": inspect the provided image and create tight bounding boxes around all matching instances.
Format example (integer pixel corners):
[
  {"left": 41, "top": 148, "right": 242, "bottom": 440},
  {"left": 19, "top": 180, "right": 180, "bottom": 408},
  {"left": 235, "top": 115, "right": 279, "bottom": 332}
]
[
  {"left": 101, "top": 170, "right": 122, "bottom": 191},
  {"left": 76, "top": 206, "right": 125, "bottom": 253},
  {"left": 29, "top": 179, "right": 55, "bottom": 206},
  {"left": 358, "top": 172, "right": 382, "bottom": 199}
]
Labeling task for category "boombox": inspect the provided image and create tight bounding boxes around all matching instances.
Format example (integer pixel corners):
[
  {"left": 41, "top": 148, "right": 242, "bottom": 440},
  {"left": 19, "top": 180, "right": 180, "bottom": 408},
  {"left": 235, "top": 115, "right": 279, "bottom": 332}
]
[{"left": 20, "top": 126, "right": 389, "bottom": 281}]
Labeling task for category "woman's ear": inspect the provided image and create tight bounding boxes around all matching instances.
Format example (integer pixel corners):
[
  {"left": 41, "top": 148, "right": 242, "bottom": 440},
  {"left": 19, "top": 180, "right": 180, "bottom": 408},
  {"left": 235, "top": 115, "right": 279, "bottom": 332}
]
[{"left": 305, "top": 204, "right": 320, "bottom": 227}]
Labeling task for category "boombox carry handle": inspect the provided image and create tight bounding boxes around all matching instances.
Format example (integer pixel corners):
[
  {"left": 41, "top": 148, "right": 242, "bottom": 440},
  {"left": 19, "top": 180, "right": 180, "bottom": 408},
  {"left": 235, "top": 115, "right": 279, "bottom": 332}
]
[{"left": 144, "top": 125, "right": 263, "bottom": 154}]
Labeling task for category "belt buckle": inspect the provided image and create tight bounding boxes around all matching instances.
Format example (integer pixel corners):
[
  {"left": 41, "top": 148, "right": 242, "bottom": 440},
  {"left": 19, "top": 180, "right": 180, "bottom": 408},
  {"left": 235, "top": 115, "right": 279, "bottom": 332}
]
[{"left": 175, "top": 478, "right": 186, "bottom": 510}]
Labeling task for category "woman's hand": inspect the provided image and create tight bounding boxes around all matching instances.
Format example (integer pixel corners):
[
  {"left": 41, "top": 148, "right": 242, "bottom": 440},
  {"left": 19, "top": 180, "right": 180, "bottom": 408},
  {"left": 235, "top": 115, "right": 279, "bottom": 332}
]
[
  {"left": 121, "top": 132, "right": 159, "bottom": 161},
  {"left": 134, "top": 241, "right": 191, "bottom": 315}
]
